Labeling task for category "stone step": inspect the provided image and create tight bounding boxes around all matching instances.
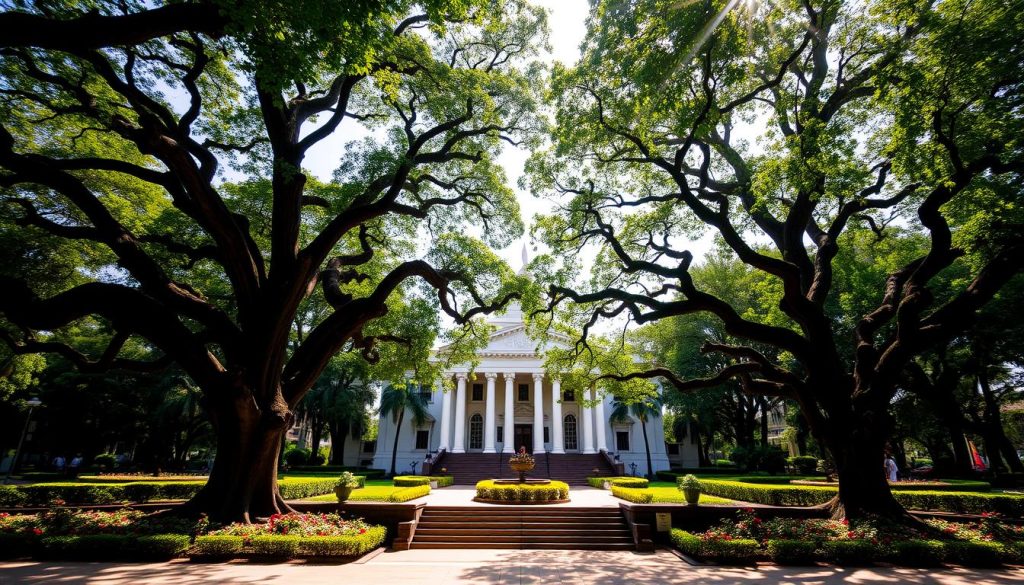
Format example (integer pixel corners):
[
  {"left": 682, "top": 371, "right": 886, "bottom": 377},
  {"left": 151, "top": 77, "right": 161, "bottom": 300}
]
[
  {"left": 413, "top": 534, "right": 634, "bottom": 543},
  {"left": 418, "top": 520, "right": 626, "bottom": 529},
  {"left": 416, "top": 528, "right": 632, "bottom": 537},
  {"left": 409, "top": 542, "right": 636, "bottom": 550}
]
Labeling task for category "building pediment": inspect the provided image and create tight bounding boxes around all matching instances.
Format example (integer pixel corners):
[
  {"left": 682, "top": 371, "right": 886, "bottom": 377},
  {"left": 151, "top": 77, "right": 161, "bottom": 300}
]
[{"left": 436, "top": 324, "right": 572, "bottom": 358}]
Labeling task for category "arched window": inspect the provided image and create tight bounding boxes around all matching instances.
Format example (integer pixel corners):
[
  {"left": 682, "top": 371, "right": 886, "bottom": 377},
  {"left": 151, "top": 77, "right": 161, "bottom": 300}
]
[
  {"left": 564, "top": 414, "right": 578, "bottom": 451},
  {"left": 469, "top": 413, "right": 484, "bottom": 450}
]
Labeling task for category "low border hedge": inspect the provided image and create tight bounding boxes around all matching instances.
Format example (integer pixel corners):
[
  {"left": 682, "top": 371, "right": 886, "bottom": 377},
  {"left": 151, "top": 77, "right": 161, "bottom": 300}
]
[
  {"left": 385, "top": 485, "right": 431, "bottom": 502},
  {"left": 191, "top": 528, "right": 386, "bottom": 559},
  {"left": 611, "top": 486, "right": 654, "bottom": 503},
  {"left": 670, "top": 529, "right": 759, "bottom": 563},
  {"left": 679, "top": 534, "right": 1017, "bottom": 567},
  {"left": 587, "top": 477, "right": 649, "bottom": 489},
  {"left": 696, "top": 479, "right": 1024, "bottom": 515},
  {"left": 475, "top": 480, "right": 570, "bottom": 503},
  {"left": 193, "top": 535, "right": 245, "bottom": 557},
  {"left": 393, "top": 475, "right": 454, "bottom": 488},
  {"left": 34, "top": 533, "right": 189, "bottom": 561}
]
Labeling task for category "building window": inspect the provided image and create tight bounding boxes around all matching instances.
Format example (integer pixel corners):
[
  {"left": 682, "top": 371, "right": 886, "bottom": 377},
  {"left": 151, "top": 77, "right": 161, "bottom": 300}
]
[
  {"left": 362, "top": 440, "right": 376, "bottom": 454},
  {"left": 418, "top": 385, "right": 432, "bottom": 404},
  {"left": 469, "top": 414, "right": 483, "bottom": 450},
  {"left": 543, "top": 426, "right": 549, "bottom": 443},
  {"left": 564, "top": 415, "right": 578, "bottom": 450},
  {"left": 471, "top": 383, "right": 483, "bottom": 401},
  {"left": 497, "top": 426, "right": 504, "bottom": 443},
  {"left": 415, "top": 430, "right": 429, "bottom": 450},
  {"left": 517, "top": 383, "right": 529, "bottom": 402},
  {"left": 563, "top": 389, "right": 575, "bottom": 402},
  {"left": 666, "top": 443, "right": 680, "bottom": 455},
  {"left": 616, "top": 431, "right": 630, "bottom": 451}
]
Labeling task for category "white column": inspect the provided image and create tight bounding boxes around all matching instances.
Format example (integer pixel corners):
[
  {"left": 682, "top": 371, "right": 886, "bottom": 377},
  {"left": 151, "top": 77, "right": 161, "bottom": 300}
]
[
  {"left": 483, "top": 372, "right": 497, "bottom": 453},
  {"left": 595, "top": 390, "right": 609, "bottom": 452},
  {"left": 532, "top": 373, "right": 545, "bottom": 454},
  {"left": 582, "top": 387, "right": 596, "bottom": 454},
  {"left": 550, "top": 378, "right": 565, "bottom": 454},
  {"left": 438, "top": 377, "right": 451, "bottom": 452},
  {"left": 502, "top": 373, "right": 515, "bottom": 453},
  {"left": 452, "top": 373, "right": 467, "bottom": 454}
]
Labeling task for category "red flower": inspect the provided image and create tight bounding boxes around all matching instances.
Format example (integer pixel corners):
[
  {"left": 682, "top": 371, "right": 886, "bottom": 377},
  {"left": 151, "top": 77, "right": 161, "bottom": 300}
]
[{"left": 32, "top": 528, "right": 43, "bottom": 536}]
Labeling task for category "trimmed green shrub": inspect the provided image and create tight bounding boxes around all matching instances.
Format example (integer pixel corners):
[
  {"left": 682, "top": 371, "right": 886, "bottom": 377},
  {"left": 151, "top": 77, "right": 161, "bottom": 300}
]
[
  {"left": 386, "top": 485, "right": 431, "bottom": 502},
  {"left": 611, "top": 486, "right": 654, "bottom": 503},
  {"left": 586, "top": 476, "right": 649, "bottom": 489},
  {"left": 122, "top": 483, "right": 160, "bottom": 503},
  {"left": 0, "top": 486, "right": 27, "bottom": 507},
  {"left": 766, "top": 540, "right": 818, "bottom": 565},
  {"left": 670, "top": 529, "right": 759, "bottom": 563},
  {"left": 285, "top": 448, "right": 310, "bottom": 467},
  {"left": 475, "top": 480, "right": 569, "bottom": 502},
  {"left": 288, "top": 466, "right": 386, "bottom": 478},
  {"left": 393, "top": 476, "right": 430, "bottom": 486},
  {"left": 887, "top": 540, "right": 945, "bottom": 567},
  {"left": 893, "top": 491, "right": 1024, "bottom": 516},
  {"left": 250, "top": 535, "right": 301, "bottom": 558},
  {"left": 38, "top": 534, "right": 134, "bottom": 560},
  {"left": 944, "top": 541, "right": 1004, "bottom": 567},
  {"left": 393, "top": 475, "right": 453, "bottom": 488},
  {"left": 135, "top": 534, "right": 190, "bottom": 559},
  {"left": 278, "top": 477, "right": 338, "bottom": 499},
  {"left": 93, "top": 453, "right": 117, "bottom": 470},
  {"left": 820, "top": 540, "right": 877, "bottom": 565},
  {"left": 298, "top": 527, "right": 387, "bottom": 557},
  {"left": 787, "top": 456, "right": 819, "bottom": 475},
  {"left": 701, "top": 537, "right": 761, "bottom": 563},
  {"left": 0, "top": 533, "right": 37, "bottom": 559},
  {"left": 670, "top": 529, "right": 702, "bottom": 557},
  {"left": 698, "top": 479, "right": 835, "bottom": 506},
  {"left": 193, "top": 535, "right": 245, "bottom": 557},
  {"left": 1002, "top": 541, "right": 1024, "bottom": 564}
]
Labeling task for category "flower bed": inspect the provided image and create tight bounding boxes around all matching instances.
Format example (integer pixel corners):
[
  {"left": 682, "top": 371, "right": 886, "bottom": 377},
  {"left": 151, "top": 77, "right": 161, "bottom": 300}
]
[
  {"left": 392, "top": 475, "right": 454, "bottom": 488},
  {"left": 669, "top": 509, "right": 1024, "bottom": 567},
  {"left": 195, "top": 512, "right": 386, "bottom": 559},
  {"left": 0, "top": 477, "right": 340, "bottom": 507},
  {"left": 587, "top": 477, "right": 649, "bottom": 489},
  {"left": 696, "top": 479, "right": 1024, "bottom": 516},
  {"left": 474, "top": 480, "right": 569, "bottom": 503}
]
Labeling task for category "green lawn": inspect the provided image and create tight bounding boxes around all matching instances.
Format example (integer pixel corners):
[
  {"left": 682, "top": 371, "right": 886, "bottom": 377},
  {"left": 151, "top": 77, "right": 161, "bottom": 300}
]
[
  {"left": 647, "top": 481, "right": 733, "bottom": 504},
  {"left": 303, "top": 479, "right": 402, "bottom": 502}
]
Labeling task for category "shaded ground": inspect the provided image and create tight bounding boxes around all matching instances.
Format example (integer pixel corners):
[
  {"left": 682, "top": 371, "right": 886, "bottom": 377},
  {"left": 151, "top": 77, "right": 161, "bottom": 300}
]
[{"left": 2, "top": 549, "right": 1022, "bottom": 584}]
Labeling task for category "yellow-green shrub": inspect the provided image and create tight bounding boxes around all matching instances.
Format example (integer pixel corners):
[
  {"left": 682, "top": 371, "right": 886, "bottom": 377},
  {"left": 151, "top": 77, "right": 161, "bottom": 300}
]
[
  {"left": 475, "top": 480, "right": 569, "bottom": 502},
  {"left": 611, "top": 486, "right": 654, "bottom": 503}
]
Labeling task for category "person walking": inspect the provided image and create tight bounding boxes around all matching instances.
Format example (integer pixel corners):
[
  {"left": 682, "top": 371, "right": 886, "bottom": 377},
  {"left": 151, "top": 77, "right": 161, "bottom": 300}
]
[
  {"left": 68, "top": 453, "right": 83, "bottom": 478},
  {"left": 884, "top": 454, "right": 898, "bottom": 482},
  {"left": 52, "top": 455, "right": 66, "bottom": 475}
]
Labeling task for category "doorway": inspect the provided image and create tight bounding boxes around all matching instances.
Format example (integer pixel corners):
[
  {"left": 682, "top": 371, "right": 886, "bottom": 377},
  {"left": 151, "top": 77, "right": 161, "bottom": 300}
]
[{"left": 513, "top": 424, "right": 532, "bottom": 452}]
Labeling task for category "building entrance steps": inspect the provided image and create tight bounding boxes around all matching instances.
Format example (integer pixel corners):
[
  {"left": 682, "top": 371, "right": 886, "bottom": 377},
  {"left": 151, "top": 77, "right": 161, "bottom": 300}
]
[{"left": 409, "top": 505, "right": 635, "bottom": 550}]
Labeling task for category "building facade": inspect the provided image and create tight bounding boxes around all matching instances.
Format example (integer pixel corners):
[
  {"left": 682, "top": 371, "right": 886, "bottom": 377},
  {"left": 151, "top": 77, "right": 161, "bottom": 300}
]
[{"left": 372, "top": 304, "right": 694, "bottom": 476}]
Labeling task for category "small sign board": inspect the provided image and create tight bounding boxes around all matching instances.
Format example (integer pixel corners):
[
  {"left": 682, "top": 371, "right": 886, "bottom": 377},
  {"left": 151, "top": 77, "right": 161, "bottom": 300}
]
[{"left": 655, "top": 512, "right": 672, "bottom": 532}]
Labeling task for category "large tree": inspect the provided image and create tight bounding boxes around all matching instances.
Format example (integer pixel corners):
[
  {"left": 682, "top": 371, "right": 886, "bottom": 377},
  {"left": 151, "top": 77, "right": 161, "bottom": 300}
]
[
  {"left": 529, "top": 0, "right": 1023, "bottom": 518},
  {"left": 0, "top": 0, "right": 545, "bottom": 521}
]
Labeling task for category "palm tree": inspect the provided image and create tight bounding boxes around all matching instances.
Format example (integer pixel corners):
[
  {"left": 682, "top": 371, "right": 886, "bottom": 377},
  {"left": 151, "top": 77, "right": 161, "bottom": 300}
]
[
  {"left": 610, "top": 394, "right": 664, "bottom": 479},
  {"left": 379, "top": 383, "right": 429, "bottom": 477}
]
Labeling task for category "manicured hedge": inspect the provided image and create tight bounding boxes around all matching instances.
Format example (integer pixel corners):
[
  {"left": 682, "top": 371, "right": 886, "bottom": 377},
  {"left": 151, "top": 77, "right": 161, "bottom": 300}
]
[
  {"left": 393, "top": 475, "right": 454, "bottom": 488},
  {"left": 586, "top": 476, "right": 649, "bottom": 489},
  {"left": 385, "top": 485, "right": 431, "bottom": 502},
  {"left": 475, "top": 480, "right": 570, "bottom": 502},
  {"left": 696, "top": 479, "right": 1024, "bottom": 515},
  {"left": 191, "top": 527, "right": 387, "bottom": 559},
  {"left": 74, "top": 475, "right": 207, "bottom": 484},
  {"left": 0, "top": 478, "right": 338, "bottom": 507},
  {"left": 677, "top": 533, "right": 1019, "bottom": 567},
  {"left": 670, "top": 529, "right": 759, "bottom": 563},
  {"left": 656, "top": 468, "right": 737, "bottom": 482},
  {"left": 193, "top": 535, "right": 245, "bottom": 557},
  {"left": 611, "top": 486, "right": 654, "bottom": 503},
  {"left": 34, "top": 534, "right": 189, "bottom": 561}
]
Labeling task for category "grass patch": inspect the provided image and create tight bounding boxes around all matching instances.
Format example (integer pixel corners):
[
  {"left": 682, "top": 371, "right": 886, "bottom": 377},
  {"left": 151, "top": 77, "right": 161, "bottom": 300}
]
[{"left": 304, "top": 483, "right": 405, "bottom": 502}]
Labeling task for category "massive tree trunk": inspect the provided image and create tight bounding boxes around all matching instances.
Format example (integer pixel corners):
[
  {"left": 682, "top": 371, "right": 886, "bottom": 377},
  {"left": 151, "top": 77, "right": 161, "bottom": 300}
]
[
  {"left": 183, "top": 384, "right": 295, "bottom": 523},
  {"left": 819, "top": 414, "right": 905, "bottom": 520},
  {"left": 328, "top": 423, "right": 347, "bottom": 465}
]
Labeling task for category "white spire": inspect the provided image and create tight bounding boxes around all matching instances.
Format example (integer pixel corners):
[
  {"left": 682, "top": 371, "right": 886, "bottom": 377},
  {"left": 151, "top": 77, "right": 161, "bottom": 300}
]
[{"left": 519, "top": 243, "right": 529, "bottom": 275}]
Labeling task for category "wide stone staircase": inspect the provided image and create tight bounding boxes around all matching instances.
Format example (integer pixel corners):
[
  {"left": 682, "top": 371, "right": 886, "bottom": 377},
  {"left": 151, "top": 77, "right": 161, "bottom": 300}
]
[
  {"left": 441, "top": 453, "right": 618, "bottom": 486},
  {"left": 410, "top": 506, "right": 635, "bottom": 550}
]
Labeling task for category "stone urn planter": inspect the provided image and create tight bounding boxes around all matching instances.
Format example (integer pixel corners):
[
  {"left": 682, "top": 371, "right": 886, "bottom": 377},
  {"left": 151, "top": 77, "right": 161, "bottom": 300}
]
[
  {"left": 508, "top": 449, "right": 536, "bottom": 483},
  {"left": 334, "top": 485, "right": 354, "bottom": 502},
  {"left": 678, "top": 474, "right": 702, "bottom": 506}
]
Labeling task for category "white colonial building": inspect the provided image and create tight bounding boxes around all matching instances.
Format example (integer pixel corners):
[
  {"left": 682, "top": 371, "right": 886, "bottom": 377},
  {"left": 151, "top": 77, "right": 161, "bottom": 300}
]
[{"left": 371, "top": 302, "right": 699, "bottom": 480}]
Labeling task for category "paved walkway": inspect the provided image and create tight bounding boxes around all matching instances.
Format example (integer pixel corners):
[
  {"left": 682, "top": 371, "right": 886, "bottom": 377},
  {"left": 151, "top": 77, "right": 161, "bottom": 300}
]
[
  {"left": 2, "top": 550, "right": 1022, "bottom": 584},
  {"left": 423, "top": 485, "right": 620, "bottom": 507}
]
